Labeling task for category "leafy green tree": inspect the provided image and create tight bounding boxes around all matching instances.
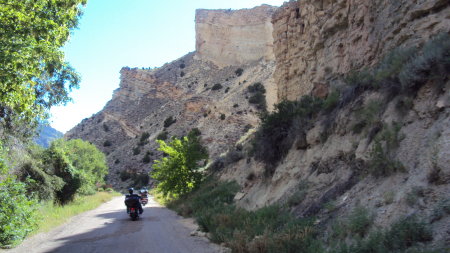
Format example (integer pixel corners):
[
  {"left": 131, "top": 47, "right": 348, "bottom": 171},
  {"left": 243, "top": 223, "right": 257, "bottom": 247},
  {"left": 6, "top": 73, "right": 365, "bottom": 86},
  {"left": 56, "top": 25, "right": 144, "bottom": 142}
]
[
  {"left": 152, "top": 130, "right": 208, "bottom": 198},
  {"left": 45, "top": 139, "right": 108, "bottom": 203},
  {"left": 0, "top": 143, "right": 38, "bottom": 247},
  {"left": 0, "top": 0, "right": 86, "bottom": 138}
]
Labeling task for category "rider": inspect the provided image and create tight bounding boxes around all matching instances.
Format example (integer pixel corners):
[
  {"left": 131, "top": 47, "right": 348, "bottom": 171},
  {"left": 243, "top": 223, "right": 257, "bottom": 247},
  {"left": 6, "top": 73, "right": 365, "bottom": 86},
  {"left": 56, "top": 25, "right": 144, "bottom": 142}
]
[{"left": 124, "top": 188, "right": 143, "bottom": 214}]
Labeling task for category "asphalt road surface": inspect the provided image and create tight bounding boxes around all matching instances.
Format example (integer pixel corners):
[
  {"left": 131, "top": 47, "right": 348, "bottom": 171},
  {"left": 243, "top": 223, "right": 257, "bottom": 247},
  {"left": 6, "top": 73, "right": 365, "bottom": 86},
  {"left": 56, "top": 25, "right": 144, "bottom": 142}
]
[{"left": 7, "top": 196, "right": 224, "bottom": 253}]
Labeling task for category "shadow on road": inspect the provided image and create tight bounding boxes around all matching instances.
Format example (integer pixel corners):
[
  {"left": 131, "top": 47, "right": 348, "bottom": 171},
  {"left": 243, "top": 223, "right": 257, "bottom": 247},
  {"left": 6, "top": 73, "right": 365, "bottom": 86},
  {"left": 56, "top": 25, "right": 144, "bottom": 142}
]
[{"left": 45, "top": 205, "right": 169, "bottom": 253}]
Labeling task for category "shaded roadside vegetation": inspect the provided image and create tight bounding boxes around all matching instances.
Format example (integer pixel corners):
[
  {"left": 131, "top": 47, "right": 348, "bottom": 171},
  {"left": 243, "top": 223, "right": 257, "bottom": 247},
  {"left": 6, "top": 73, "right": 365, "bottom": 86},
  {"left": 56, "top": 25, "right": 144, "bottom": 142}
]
[
  {"left": 0, "top": 139, "right": 110, "bottom": 248},
  {"left": 154, "top": 34, "right": 450, "bottom": 252},
  {"left": 159, "top": 179, "right": 441, "bottom": 253}
]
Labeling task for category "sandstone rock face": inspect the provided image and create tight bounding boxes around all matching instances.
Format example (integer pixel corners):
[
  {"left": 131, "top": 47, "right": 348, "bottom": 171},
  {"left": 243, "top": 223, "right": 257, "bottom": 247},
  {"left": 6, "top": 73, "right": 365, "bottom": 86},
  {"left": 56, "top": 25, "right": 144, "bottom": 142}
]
[
  {"left": 195, "top": 5, "right": 277, "bottom": 67},
  {"left": 272, "top": 0, "right": 450, "bottom": 100}
]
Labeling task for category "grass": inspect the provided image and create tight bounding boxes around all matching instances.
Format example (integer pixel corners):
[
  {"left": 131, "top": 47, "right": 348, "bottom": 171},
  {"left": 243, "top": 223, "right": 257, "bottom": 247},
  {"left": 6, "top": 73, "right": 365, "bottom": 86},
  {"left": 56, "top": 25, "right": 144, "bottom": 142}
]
[{"left": 32, "top": 191, "right": 120, "bottom": 235}]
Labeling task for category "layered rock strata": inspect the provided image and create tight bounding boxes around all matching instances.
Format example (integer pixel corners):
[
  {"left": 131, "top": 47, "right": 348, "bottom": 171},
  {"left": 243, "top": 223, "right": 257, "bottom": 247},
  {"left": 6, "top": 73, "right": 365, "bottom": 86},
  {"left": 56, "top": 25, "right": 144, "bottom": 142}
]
[{"left": 272, "top": 0, "right": 450, "bottom": 100}]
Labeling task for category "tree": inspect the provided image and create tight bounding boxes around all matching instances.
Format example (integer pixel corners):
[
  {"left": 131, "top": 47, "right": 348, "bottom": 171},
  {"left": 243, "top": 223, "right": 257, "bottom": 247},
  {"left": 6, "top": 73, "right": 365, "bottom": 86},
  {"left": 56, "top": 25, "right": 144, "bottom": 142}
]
[
  {"left": 152, "top": 130, "right": 208, "bottom": 198},
  {"left": 0, "top": 0, "right": 86, "bottom": 138},
  {"left": 45, "top": 139, "right": 108, "bottom": 203}
]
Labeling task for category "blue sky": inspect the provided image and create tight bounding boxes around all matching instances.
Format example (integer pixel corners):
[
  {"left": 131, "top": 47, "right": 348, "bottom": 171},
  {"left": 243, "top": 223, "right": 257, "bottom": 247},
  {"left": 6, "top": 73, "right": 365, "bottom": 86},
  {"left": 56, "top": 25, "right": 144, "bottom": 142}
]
[{"left": 50, "top": 0, "right": 286, "bottom": 133}]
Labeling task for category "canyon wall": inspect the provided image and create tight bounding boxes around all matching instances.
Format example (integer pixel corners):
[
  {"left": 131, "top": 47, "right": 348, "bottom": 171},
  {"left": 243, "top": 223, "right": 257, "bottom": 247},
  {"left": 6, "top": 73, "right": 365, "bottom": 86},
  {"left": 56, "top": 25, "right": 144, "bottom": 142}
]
[
  {"left": 195, "top": 5, "right": 277, "bottom": 67},
  {"left": 272, "top": 0, "right": 450, "bottom": 100}
]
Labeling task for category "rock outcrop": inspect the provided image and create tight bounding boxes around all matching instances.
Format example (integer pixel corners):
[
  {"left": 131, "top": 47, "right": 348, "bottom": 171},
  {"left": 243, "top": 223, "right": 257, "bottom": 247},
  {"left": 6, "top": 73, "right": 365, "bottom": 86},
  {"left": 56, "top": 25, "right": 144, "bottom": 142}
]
[
  {"left": 272, "top": 0, "right": 450, "bottom": 100},
  {"left": 195, "top": 5, "right": 277, "bottom": 67}
]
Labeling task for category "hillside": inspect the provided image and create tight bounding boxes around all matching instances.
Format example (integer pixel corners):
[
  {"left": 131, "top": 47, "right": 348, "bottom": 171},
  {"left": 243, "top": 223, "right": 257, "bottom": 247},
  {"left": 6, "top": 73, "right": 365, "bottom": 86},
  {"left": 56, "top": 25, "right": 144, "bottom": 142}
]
[
  {"left": 66, "top": 0, "right": 450, "bottom": 249},
  {"left": 34, "top": 125, "right": 63, "bottom": 148}
]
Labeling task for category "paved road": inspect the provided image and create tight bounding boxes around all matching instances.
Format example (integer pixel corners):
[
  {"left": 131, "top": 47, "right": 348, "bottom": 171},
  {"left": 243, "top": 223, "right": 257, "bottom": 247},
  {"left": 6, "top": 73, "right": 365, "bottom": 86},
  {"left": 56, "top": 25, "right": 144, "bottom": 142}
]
[{"left": 7, "top": 196, "right": 224, "bottom": 253}]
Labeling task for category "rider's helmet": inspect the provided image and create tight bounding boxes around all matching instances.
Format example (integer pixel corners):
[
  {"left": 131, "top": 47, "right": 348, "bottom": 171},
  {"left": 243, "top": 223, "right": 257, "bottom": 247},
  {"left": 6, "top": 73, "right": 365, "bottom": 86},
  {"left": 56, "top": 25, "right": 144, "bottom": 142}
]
[{"left": 128, "top": 188, "right": 134, "bottom": 194}]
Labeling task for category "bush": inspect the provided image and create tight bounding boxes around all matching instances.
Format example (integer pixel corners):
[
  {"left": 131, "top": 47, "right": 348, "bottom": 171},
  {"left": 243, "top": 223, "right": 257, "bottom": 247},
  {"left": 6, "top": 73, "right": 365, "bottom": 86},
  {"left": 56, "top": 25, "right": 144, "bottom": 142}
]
[
  {"left": 103, "top": 123, "right": 109, "bottom": 132},
  {"left": 252, "top": 96, "right": 323, "bottom": 173},
  {"left": 248, "top": 92, "right": 267, "bottom": 111},
  {"left": 163, "top": 116, "right": 176, "bottom": 128},
  {"left": 0, "top": 175, "right": 38, "bottom": 247},
  {"left": 132, "top": 146, "right": 140, "bottom": 155},
  {"left": 142, "top": 152, "right": 151, "bottom": 164},
  {"left": 103, "top": 140, "right": 112, "bottom": 147},
  {"left": 45, "top": 139, "right": 108, "bottom": 203},
  {"left": 220, "top": 114, "right": 226, "bottom": 120},
  {"left": 180, "top": 71, "right": 185, "bottom": 77},
  {"left": 211, "top": 83, "right": 223, "bottom": 90},
  {"left": 156, "top": 131, "right": 168, "bottom": 141},
  {"left": 152, "top": 130, "right": 208, "bottom": 197},
  {"left": 331, "top": 215, "right": 432, "bottom": 253},
  {"left": 367, "top": 123, "right": 405, "bottom": 177},
  {"left": 235, "top": 68, "right": 243, "bottom": 76},
  {"left": 247, "top": 82, "right": 266, "bottom": 93},
  {"left": 179, "top": 63, "right": 185, "bottom": 69},
  {"left": 138, "top": 132, "right": 150, "bottom": 146}
]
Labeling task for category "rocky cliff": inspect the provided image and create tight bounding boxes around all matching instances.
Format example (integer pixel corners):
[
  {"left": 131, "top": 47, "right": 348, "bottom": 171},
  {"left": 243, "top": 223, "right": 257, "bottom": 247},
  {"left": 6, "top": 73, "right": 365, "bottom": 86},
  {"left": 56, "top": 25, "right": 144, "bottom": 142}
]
[
  {"left": 272, "top": 0, "right": 450, "bottom": 100},
  {"left": 195, "top": 5, "right": 277, "bottom": 67}
]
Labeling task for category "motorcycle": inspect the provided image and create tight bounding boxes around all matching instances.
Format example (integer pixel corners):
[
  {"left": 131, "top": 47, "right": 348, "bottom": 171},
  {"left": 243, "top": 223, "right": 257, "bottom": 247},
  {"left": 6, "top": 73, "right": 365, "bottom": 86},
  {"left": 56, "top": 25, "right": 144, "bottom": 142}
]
[{"left": 129, "top": 206, "right": 139, "bottom": 221}]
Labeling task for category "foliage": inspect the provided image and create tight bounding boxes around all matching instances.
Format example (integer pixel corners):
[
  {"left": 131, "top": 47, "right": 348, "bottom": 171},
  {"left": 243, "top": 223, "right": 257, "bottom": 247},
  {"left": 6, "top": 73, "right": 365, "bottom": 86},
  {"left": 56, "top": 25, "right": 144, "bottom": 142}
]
[
  {"left": 0, "top": 174, "right": 38, "bottom": 247},
  {"left": 139, "top": 132, "right": 150, "bottom": 146},
  {"left": 142, "top": 151, "right": 151, "bottom": 164},
  {"left": 247, "top": 82, "right": 266, "bottom": 93},
  {"left": 0, "top": 0, "right": 86, "bottom": 138},
  {"left": 163, "top": 116, "right": 176, "bottom": 128},
  {"left": 103, "top": 140, "right": 112, "bottom": 147},
  {"left": 252, "top": 96, "right": 323, "bottom": 174},
  {"left": 44, "top": 139, "right": 108, "bottom": 203},
  {"left": 132, "top": 146, "right": 140, "bottom": 155},
  {"left": 235, "top": 68, "right": 243, "bottom": 76},
  {"left": 167, "top": 178, "right": 319, "bottom": 253},
  {"left": 330, "top": 216, "right": 432, "bottom": 253},
  {"left": 367, "top": 123, "right": 405, "bottom": 177},
  {"left": 211, "top": 83, "right": 223, "bottom": 90},
  {"left": 156, "top": 131, "right": 168, "bottom": 140},
  {"left": 220, "top": 113, "right": 226, "bottom": 120},
  {"left": 247, "top": 82, "right": 267, "bottom": 111},
  {"left": 352, "top": 100, "right": 384, "bottom": 134},
  {"left": 152, "top": 129, "right": 208, "bottom": 198}
]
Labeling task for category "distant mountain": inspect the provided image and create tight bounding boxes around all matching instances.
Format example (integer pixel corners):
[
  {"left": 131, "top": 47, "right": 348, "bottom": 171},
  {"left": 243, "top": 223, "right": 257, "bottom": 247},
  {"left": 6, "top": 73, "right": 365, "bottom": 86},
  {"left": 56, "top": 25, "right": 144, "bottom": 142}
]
[{"left": 35, "top": 125, "right": 63, "bottom": 148}]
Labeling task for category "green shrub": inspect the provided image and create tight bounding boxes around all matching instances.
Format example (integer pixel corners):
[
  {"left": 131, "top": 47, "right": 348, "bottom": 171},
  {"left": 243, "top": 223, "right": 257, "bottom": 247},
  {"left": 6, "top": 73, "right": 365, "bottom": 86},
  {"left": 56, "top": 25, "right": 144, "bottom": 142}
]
[
  {"left": 347, "top": 206, "right": 373, "bottom": 237},
  {"left": 163, "top": 116, "right": 176, "bottom": 128},
  {"left": 180, "top": 71, "right": 185, "bottom": 77},
  {"left": 212, "top": 83, "right": 223, "bottom": 90},
  {"left": 367, "top": 123, "right": 405, "bottom": 177},
  {"left": 139, "top": 132, "right": 150, "bottom": 146},
  {"left": 252, "top": 96, "right": 323, "bottom": 173},
  {"left": 152, "top": 130, "right": 208, "bottom": 198},
  {"left": 179, "top": 63, "right": 185, "bottom": 69},
  {"left": 220, "top": 114, "right": 226, "bottom": 120},
  {"left": 247, "top": 82, "right": 266, "bottom": 93},
  {"left": 142, "top": 152, "right": 151, "bottom": 164},
  {"left": 235, "top": 68, "right": 243, "bottom": 76},
  {"left": 352, "top": 100, "right": 384, "bottom": 134},
  {"left": 399, "top": 33, "right": 450, "bottom": 91},
  {"left": 0, "top": 175, "right": 38, "bottom": 247},
  {"left": 331, "top": 215, "right": 432, "bottom": 253},
  {"left": 103, "top": 123, "right": 109, "bottom": 132},
  {"left": 156, "top": 131, "right": 168, "bottom": 141},
  {"left": 132, "top": 146, "right": 140, "bottom": 155},
  {"left": 103, "top": 140, "right": 112, "bottom": 147},
  {"left": 248, "top": 92, "right": 267, "bottom": 111},
  {"left": 224, "top": 87, "right": 230, "bottom": 93}
]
